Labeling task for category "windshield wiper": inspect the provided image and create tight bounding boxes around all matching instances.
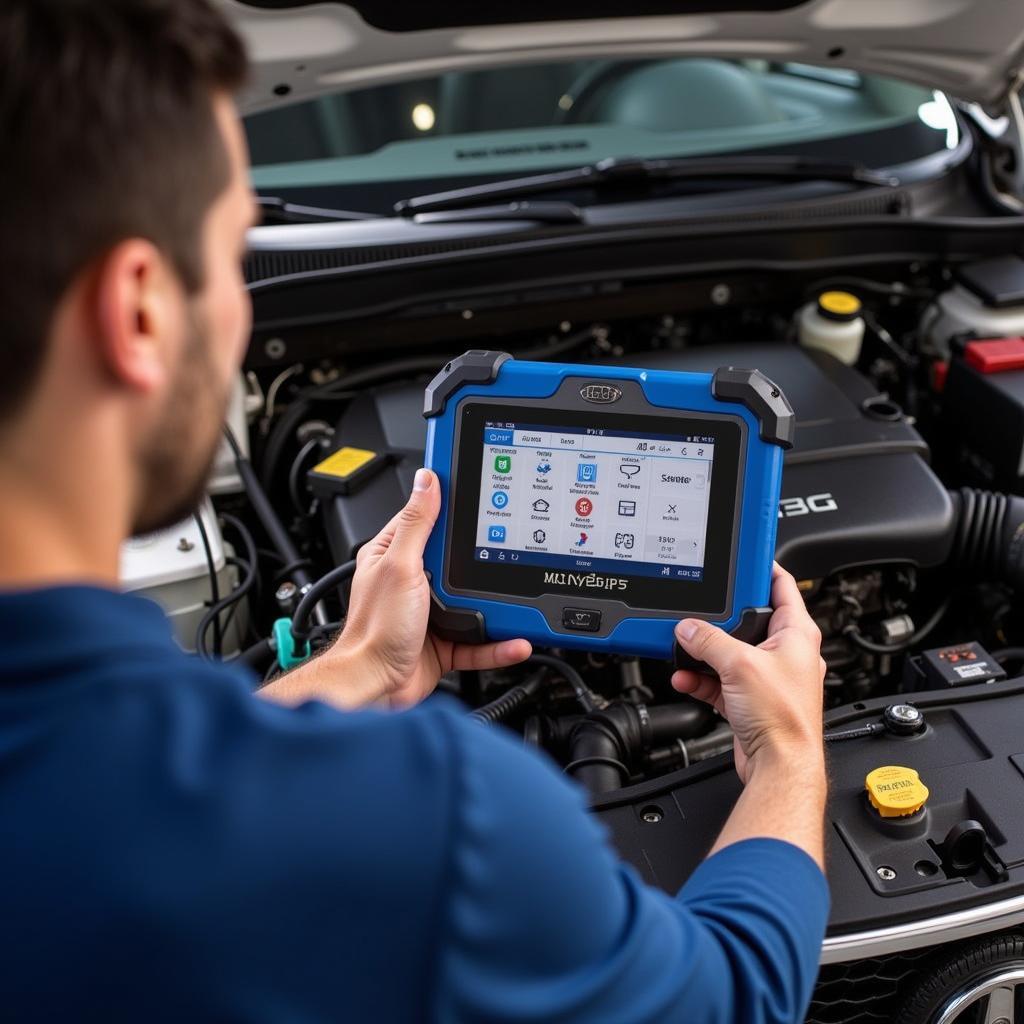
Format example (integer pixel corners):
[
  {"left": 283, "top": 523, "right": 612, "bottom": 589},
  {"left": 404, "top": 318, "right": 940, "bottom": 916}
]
[
  {"left": 256, "top": 195, "right": 377, "bottom": 224},
  {"left": 394, "top": 155, "right": 900, "bottom": 217}
]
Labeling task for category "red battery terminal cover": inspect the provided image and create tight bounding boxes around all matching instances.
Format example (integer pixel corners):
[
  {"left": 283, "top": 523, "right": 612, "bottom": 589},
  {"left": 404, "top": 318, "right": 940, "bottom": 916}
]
[{"left": 964, "top": 337, "right": 1024, "bottom": 374}]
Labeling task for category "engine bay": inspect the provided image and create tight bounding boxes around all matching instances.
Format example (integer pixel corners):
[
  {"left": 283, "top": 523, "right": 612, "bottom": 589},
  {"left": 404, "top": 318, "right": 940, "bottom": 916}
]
[
  {"left": 226, "top": 253, "right": 1024, "bottom": 756},
  {"left": 130, "top": 246, "right": 1024, "bottom": 950}
]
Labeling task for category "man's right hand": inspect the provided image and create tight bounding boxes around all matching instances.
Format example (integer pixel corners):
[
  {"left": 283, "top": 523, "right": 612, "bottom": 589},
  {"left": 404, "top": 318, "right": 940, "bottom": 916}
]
[{"left": 671, "top": 563, "right": 826, "bottom": 784}]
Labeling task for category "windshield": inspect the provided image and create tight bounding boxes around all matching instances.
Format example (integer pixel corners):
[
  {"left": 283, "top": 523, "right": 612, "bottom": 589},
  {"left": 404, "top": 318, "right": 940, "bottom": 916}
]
[{"left": 246, "top": 58, "right": 957, "bottom": 213}]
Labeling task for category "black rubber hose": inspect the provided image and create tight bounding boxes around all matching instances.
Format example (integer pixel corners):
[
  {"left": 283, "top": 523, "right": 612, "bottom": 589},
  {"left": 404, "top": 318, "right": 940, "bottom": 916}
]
[
  {"left": 993, "top": 647, "right": 1024, "bottom": 666},
  {"left": 565, "top": 720, "right": 629, "bottom": 794},
  {"left": 947, "top": 488, "right": 1024, "bottom": 590},
  {"left": 527, "top": 653, "right": 600, "bottom": 713},
  {"left": 470, "top": 672, "right": 546, "bottom": 726},
  {"left": 290, "top": 560, "right": 357, "bottom": 645},
  {"left": 238, "top": 638, "right": 275, "bottom": 674}
]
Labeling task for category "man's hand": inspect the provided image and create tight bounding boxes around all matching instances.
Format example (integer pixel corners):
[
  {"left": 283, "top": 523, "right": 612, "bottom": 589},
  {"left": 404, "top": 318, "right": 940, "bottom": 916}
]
[
  {"left": 329, "top": 468, "right": 531, "bottom": 708},
  {"left": 262, "top": 468, "right": 531, "bottom": 710},
  {"left": 671, "top": 563, "right": 825, "bottom": 784}
]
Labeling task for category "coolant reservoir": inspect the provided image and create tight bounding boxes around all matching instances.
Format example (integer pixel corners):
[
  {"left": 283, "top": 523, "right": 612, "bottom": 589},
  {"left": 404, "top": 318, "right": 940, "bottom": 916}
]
[
  {"left": 922, "top": 263, "right": 1024, "bottom": 357},
  {"left": 797, "top": 291, "right": 865, "bottom": 366}
]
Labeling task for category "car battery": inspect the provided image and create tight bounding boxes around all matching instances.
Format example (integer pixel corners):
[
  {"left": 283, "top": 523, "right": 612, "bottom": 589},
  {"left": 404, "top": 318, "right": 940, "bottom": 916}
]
[{"left": 942, "top": 337, "right": 1024, "bottom": 492}]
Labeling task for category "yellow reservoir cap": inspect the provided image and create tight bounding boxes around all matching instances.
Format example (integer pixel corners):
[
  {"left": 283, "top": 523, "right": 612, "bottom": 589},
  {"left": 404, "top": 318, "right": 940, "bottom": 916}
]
[
  {"left": 865, "top": 765, "right": 929, "bottom": 818},
  {"left": 818, "top": 290, "right": 862, "bottom": 318}
]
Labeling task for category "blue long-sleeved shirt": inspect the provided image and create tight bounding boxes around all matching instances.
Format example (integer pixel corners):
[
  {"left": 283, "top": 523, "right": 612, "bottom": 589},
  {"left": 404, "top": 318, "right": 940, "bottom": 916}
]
[{"left": 0, "top": 586, "right": 828, "bottom": 1022}]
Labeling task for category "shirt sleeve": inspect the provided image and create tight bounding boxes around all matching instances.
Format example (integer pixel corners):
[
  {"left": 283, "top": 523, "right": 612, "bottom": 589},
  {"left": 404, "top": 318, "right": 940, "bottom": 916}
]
[{"left": 434, "top": 712, "right": 829, "bottom": 1024}]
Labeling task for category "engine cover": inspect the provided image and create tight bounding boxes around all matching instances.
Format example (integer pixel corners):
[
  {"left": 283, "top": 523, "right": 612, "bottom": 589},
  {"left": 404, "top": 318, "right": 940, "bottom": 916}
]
[{"left": 321, "top": 344, "right": 955, "bottom": 580}]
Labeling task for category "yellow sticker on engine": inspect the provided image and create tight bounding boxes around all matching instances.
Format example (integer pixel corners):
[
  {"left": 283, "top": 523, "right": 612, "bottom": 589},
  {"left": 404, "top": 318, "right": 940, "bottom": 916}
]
[
  {"left": 865, "top": 765, "right": 929, "bottom": 818},
  {"left": 313, "top": 447, "right": 378, "bottom": 480}
]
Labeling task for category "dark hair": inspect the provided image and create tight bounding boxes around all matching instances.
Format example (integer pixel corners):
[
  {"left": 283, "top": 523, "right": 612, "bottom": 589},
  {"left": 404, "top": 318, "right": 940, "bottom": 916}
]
[{"left": 0, "top": 0, "right": 248, "bottom": 418}]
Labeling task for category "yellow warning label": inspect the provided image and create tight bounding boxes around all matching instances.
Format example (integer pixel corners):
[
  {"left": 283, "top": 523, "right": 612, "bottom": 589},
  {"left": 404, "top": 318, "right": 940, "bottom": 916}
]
[
  {"left": 313, "top": 447, "right": 377, "bottom": 480},
  {"left": 865, "top": 765, "right": 929, "bottom": 818}
]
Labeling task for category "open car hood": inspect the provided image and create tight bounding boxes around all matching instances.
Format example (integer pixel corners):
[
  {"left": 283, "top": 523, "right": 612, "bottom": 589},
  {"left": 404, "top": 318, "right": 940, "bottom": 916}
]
[{"left": 221, "top": 0, "right": 1024, "bottom": 113}]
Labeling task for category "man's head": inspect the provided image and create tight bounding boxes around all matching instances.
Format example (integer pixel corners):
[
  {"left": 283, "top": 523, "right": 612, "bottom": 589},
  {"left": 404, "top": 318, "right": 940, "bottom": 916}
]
[{"left": 0, "top": 0, "right": 254, "bottom": 535}]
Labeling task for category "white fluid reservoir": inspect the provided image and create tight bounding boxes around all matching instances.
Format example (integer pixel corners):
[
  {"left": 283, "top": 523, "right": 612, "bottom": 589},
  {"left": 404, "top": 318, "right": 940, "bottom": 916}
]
[{"left": 797, "top": 291, "right": 865, "bottom": 366}]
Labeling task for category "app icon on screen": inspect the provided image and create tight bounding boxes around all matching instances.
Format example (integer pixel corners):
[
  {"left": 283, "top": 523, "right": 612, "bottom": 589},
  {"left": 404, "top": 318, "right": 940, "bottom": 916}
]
[
  {"left": 532, "top": 529, "right": 546, "bottom": 543},
  {"left": 575, "top": 532, "right": 588, "bottom": 547},
  {"left": 614, "top": 533, "right": 634, "bottom": 550},
  {"left": 575, "top": 497, "right": 593, "bottom": 517},
  {"left": 618, "top": 500, "right": 636, "bottom": 517},
  {"left": 536, "top": 463, "right": 551, "bottom": 475},
  {"left": 491, "top": 491, "right": 509, "bottom": 509},
  {"left": 619, "top": 463, "right": 640, "bottom": 479},
  {"left": 576, "top": 462, "right": 597, "bottom": 484},
  {"left": 494, "top": 454, "right": 512, "bottom": 474},
  {"left": 488, "top": 525, "right": 507, "bottom": 543}
]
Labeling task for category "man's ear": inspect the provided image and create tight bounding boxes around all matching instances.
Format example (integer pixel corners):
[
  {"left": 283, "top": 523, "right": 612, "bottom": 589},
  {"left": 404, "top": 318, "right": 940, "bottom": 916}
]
[{"left": 93, "top": 239, "right": 180, "bottom": 395}]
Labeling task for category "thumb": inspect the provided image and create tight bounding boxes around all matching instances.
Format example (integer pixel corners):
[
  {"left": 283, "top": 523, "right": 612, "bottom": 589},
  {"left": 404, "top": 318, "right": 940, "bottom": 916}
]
[
  {"left": 674, "top": 618, "right": 749, "bottom": 675},
  {"left": 388, "top": 468, "right": 442, "bottom": 563}
]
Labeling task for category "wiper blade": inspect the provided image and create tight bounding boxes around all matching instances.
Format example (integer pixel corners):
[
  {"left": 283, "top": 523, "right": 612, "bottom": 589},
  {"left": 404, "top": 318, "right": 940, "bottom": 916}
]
[
  {"left": 256, "top": 196, "right": 377, "bottom": 224},
  {"left": 412, "top": 200, "right": 584, "bottom": 225},
  {"left": 394, "top": 155, "right": 900, "bottom": 217}
]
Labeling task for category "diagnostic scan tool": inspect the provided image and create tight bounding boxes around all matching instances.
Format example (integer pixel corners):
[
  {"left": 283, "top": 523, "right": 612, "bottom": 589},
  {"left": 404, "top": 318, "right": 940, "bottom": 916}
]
[{"left": 423, "top": 351, "right": 793, "bottom": 664}]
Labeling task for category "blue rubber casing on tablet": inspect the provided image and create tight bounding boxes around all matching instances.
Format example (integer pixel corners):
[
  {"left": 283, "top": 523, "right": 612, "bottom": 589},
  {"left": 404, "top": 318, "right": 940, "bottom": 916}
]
[{"left": 423, "top": 351, "right": 793, "bottom": 663}]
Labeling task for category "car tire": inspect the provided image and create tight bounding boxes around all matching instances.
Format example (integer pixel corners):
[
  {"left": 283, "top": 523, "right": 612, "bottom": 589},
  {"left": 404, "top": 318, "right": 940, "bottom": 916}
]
[{"left": 894, "top": 932, "right": 1024, "bottom": 1024}]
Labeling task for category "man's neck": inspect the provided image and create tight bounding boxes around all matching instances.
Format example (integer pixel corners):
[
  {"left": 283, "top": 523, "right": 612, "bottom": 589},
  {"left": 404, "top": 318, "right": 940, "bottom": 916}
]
[{"left": 0, "top": 424, "right": 130, "bottom": 591}]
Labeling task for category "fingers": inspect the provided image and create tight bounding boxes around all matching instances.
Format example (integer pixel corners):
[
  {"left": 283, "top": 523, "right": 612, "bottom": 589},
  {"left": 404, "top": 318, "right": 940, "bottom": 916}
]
[
  {"left": 670, "top": 669, "right": 725, "bottom": 715},
  {"left": 386, "top": 468, "right": 442, "bottom": 565},
  {"left": 766, "top": 562, "right": 819, "bottom": 641},
  {"left": 451, "top": 638, "right": 533, "bottom": 672},
  {"left": 674, "top": 618, "right": 750, "bottom": 677}
]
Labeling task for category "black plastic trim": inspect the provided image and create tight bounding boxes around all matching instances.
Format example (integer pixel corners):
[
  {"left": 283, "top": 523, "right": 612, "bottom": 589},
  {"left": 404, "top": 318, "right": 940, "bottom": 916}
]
[
  {"left": 672, "top": 605, "right": 772, "bottom": 671},
  {"left": 423, "top": 350, "right": 511, "bottom": 417},
  {"left": 429, "top": 588, "right": 487, "bottom": 644},
  {"left": 712, "top": 367, "right": 795, "bottom": 448}
]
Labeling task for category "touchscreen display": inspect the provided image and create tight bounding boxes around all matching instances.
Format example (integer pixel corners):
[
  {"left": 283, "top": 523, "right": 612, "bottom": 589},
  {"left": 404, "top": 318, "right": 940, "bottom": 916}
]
[{"left": 473, "top": 421, "right": 715, "bottom": 581}]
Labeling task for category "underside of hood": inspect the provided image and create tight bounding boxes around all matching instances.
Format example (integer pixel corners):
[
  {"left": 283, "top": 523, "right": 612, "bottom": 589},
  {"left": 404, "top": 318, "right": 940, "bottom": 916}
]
[{"left": 219, "top": 0, "right": 1024, "bottom": 114}]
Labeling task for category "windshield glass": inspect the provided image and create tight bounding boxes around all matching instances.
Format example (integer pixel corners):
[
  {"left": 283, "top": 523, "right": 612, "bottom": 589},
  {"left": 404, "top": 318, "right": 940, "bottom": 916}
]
[{"left": 246, "top": 58, "right": 957, "bottom": 212}]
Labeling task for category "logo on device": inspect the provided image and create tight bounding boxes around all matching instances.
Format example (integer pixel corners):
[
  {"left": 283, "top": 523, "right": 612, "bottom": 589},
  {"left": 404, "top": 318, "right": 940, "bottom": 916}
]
[{"left": 579, "top": 383, "right": 623, "bottom": 404}]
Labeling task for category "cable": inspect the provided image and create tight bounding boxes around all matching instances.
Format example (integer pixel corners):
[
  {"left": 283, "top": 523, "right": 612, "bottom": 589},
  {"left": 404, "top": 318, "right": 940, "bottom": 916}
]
[
  {"left": 803, "top": 276, "right": 936, "bottom": 301},
  {"left": 224, "top": 425, "right": 328, "bottom": 626},
  {"left": 470, "top": 672, "right": 545, "bottom": 725},
  {"left": 193, "top": 510, "right": 222, "bottom": 656},
  {"left": 527, "top": 653, "right": 601, "bottom": 713},
  {"left": 825, "top": 723, "right": 886, "bottom": 743},
  {"left": 195, "top": 514, "right": 259, "bottom": 660},
  {"left": 288, "top": 437, "right": 325, "bottom": 516},
  {"left": 843, "top": 598, "right": 951, "bottom": 656},
  {"left": 290, "top": 560, "right": 358, "bottom": 644}
]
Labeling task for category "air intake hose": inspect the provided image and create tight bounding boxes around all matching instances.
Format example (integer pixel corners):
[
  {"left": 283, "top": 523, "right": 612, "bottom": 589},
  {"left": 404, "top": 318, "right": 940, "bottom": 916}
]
[{"left": 947, "top": 489, "right": 1024, "bottom": 590}]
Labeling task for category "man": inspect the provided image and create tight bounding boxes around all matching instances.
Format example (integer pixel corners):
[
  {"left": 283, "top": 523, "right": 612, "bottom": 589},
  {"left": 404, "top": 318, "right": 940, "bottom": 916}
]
[{"left": 0, "top": 2, "right": 829, "bottom": 1021}]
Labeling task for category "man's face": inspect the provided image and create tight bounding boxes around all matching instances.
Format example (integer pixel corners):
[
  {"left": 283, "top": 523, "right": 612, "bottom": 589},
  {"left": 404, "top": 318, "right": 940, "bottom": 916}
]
[{"left": 132, "top": 96, "right": 256, "bottom": 535}]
